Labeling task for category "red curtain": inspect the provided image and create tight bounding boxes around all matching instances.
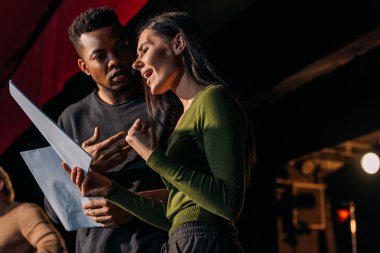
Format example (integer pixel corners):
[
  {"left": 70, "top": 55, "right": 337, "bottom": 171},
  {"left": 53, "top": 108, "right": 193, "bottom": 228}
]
[{"left": 0, "top": 0, "right": 147, "bottom": 154}]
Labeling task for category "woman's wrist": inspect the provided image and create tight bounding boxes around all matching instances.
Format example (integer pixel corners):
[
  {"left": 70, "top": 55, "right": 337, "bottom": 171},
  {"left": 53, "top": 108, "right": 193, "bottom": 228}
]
[
  {"left": 104, "top": 179, "right": 113, "bottom": 198},
  {"left": 140, "top": 144, "right": 158, "bottom": 161},
  {"left": 145, "top": 147, "right": 160, "bottom": 161}
]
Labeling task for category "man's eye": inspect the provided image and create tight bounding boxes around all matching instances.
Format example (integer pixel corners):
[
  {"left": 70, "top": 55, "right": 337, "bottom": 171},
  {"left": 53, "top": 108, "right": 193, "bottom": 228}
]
[
  {"left": 94, "top": 54, "right": 106, "bottom": 60},
  {"left": 120, "top": 43, "right": 128, "bottom": 49}
]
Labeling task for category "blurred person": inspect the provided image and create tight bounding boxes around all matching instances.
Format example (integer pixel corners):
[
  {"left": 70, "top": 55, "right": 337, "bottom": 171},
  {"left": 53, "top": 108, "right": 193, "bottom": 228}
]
[
  {"left": 0, "top": 165, "right": 66, "bottom": 253},
  {"left": 44, "top": 7, "right": 169, "bottom": 253}
]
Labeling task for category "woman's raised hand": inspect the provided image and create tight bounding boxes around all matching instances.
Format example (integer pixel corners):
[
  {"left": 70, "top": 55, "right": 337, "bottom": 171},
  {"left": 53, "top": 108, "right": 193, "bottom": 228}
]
[{"left": 125, "top": 118, "right": 158, "bottom": 161}]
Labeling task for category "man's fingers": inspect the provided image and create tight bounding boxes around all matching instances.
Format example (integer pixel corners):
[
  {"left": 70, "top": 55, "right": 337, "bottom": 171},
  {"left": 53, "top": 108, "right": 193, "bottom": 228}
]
[
  {"left": 82, "top": 127, "right": 100, "bottom": 148},
  {"left": 97, "top": 140, "right": 130, "bottom": 160},
  {"left": 100, "top": 143, "right": 130, "bottom": 162},
  {"left": 110, "top": 155, "right": 126, "bottom": 166},
  {"left": 95, "top": 132, "right": 127, "bottom": 153},
  {"left": 122, "top": 144, "right": 133, "bottom": 152}
]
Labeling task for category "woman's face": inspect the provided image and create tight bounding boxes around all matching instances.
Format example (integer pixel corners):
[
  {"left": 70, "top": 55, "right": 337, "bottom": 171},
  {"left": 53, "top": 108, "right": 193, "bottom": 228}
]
[{"left": 132, "top": 29, "right": 184, "bottom": 95}]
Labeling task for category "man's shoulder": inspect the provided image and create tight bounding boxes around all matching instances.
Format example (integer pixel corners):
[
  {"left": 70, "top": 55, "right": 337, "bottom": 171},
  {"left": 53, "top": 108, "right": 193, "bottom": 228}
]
[{"left": 59, "top": 92, "right": 94, "bottom": 119}]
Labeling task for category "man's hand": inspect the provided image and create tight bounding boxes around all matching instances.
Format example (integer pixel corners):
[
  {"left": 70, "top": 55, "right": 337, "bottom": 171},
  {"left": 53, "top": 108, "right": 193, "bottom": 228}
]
[
  {"left": 82, "top": 127, "right": 132, "bottom": 173},
  {"left": 84, "top": 198, "right": 134, "bottom": 228}
]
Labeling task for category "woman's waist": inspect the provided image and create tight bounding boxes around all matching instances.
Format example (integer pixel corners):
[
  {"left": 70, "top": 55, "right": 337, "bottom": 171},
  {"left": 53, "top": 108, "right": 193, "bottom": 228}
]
[{"left": 169, "top": 205, "right": 233, "bottom": 236}]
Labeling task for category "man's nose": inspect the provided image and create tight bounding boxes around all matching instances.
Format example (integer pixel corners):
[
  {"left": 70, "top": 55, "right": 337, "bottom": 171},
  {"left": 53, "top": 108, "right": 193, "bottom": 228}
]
[{"left": 108, "top": 53, "right": 122, "bottom": 68}]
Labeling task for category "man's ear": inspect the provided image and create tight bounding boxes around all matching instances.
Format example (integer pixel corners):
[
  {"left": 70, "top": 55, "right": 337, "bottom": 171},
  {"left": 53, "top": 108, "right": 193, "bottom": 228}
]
[
  {"left": 173, "top": 33, "right": 186, "bottom": 55},
  {"left": 78, "top": 58, "right": 91, "bottom": 76},
  {"left": 0, "top": 180, "right": 4, "bottom": 192}
]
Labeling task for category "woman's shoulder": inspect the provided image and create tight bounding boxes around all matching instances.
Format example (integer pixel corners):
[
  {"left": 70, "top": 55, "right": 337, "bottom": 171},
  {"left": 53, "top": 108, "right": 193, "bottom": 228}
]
[
  {"left": 203, "top": 83, "right": 228, "bottom": 93},
  {"left": 198, "top": 84, "right": 233, "bottom": 101},
  {"left": 197, "top": 84, "right": 237, "bottom": 107}
]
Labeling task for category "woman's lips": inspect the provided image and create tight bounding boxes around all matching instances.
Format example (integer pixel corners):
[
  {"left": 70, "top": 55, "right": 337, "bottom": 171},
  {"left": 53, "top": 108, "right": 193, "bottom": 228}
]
[{"left": 143, "top": 70, "right": 153, "bottom": 80}]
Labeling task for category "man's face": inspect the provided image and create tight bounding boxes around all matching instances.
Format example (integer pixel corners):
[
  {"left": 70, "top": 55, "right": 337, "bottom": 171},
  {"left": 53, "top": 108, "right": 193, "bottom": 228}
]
[{"left": 77, "top": 25, "right": 134, "bottom": 95}]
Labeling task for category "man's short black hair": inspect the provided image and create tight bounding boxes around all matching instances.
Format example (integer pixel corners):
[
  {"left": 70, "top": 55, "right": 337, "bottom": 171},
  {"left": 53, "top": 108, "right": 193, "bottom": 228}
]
[{"left": 68, "top": 6, "right": 122, "bottom": 53}]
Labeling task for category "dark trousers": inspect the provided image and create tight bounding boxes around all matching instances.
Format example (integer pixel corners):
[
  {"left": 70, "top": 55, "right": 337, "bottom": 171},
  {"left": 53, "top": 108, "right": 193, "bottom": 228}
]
[{"left": 161, "top": 221, "right": 245, "bottom": 253}]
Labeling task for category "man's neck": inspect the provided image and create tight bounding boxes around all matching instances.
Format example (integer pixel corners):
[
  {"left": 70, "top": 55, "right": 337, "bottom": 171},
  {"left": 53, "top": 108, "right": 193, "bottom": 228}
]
[{"left": 97, "top": 85, "right": 140, "bottom": 105}]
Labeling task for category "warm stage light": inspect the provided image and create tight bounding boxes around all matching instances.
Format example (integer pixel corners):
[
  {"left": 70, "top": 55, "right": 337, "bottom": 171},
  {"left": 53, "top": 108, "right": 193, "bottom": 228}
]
[
  {"left": 336, "top": 209, "right": 350, "bottom": 223},
  {"left": 360, "top": 152, "right": 380, "bottom": 174}
]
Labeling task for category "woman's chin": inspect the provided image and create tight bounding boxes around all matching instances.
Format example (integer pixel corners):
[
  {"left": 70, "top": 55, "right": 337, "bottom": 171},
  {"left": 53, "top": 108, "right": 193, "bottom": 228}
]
[
  {"left": 149, "top": 85, "right": 165, "bottom": 95},
  {"left": 150, "top": 88, "right": 161, "bottom": 95},
  {"left": 147, "top": 80, "right": 170, "bottom": 95}
]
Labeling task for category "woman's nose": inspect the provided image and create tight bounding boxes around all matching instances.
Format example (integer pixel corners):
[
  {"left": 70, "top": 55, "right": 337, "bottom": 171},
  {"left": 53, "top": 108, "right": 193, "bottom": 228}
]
[{"left": 132, "top": 59, "right": 143, "bottom": 70}]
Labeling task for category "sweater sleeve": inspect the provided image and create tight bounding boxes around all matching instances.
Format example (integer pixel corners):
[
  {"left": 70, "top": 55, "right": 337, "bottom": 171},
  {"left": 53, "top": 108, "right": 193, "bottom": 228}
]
[
  {"left": 107, "top": 182, "right": 171, "bottom": 231},
  {"left": 147, "top": 87, "right": 246, "bottom": 221},
  {"left": 18, "top": 203, "right": 66, "bottom": 253}
]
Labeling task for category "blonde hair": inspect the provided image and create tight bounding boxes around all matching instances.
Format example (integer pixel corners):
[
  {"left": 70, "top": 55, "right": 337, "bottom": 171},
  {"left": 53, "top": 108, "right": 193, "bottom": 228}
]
[{"left": 0, "top": 166, "right": 15, "bottom": 202}]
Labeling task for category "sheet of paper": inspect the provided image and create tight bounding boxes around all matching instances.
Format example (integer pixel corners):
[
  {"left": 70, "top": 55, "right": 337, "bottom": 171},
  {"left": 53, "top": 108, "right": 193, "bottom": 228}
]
[
  {"left": 9, "top": 80, "right": 91, "bottom": 173},
  {"left": 20, "top": 146, "right": 101, "bottom": 231}
]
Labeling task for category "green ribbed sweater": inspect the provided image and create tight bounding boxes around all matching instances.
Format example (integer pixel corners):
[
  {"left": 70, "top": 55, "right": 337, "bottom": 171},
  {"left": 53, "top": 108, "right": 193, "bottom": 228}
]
[{"left": 108, "top": 84, "right": 247, "bottom": 235}]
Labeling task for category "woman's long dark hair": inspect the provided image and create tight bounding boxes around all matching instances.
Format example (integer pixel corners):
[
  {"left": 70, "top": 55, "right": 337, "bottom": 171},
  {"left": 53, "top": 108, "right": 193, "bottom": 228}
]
[
  {"left": 137, "top": 11, "right": 255, "bottom": 187},
  {"left": 136, "top": 11, "right": 226, "bottom": 123}
]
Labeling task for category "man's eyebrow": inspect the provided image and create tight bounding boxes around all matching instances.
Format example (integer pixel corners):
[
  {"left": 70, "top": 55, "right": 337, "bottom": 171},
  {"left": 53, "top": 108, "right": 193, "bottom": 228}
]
[
  {"left": 89, "top": 39, "right": 127, "bottom": 55},
  {"left": 115, "top": 38, "right": 127, "bottom": 44},
  {"left": 89, "top": 48, "right": 105, "bottom": 55}
]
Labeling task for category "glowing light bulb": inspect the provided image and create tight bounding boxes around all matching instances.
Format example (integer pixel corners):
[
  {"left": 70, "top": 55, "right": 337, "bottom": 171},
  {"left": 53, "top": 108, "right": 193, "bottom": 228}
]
[{"left": 360, "top": 152, "right": 380, "bottom": 174}]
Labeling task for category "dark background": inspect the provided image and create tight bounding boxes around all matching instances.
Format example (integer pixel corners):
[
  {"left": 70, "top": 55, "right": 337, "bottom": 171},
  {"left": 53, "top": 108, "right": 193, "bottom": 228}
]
[{"left": 2, "top": 0, "right": 380, "bottom": 252}]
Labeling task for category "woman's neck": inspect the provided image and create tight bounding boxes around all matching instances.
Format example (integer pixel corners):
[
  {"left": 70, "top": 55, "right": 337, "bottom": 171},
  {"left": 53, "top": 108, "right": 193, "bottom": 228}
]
[{"left": 173, "top": 73, "right": 203, "bottom": 112}]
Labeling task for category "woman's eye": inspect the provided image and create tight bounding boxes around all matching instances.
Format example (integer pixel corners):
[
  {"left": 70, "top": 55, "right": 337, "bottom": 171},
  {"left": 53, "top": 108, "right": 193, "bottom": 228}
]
[{"left": 136, "top": 46, "right": 148, "bottom": 57}]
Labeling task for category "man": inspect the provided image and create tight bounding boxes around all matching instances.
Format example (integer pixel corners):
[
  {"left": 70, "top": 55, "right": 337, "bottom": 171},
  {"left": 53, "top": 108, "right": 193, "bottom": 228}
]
[
  {"left": 45, "top": 7, "right": 168, "bottom": 253},
  {"left": 0, "top": 165, "right": 67, "bottom": 253}
]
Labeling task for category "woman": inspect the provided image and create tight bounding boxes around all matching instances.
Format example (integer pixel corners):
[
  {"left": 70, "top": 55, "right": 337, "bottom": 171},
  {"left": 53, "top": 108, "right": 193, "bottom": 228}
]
[{"left": 70, "top": 11, "right": 254, "bottom": 252}]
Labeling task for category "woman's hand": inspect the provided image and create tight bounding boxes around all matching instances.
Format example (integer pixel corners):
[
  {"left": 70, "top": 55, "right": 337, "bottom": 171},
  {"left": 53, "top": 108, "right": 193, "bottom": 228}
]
[
  {"left": 125, "top": 118, "right": 158, "bottom": 160},
  {"left": 83, "top": 198, "right": 134, "bottom": 228},
  {"left": 62, "top": 163, "right": 113, "bottom": 197}
]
